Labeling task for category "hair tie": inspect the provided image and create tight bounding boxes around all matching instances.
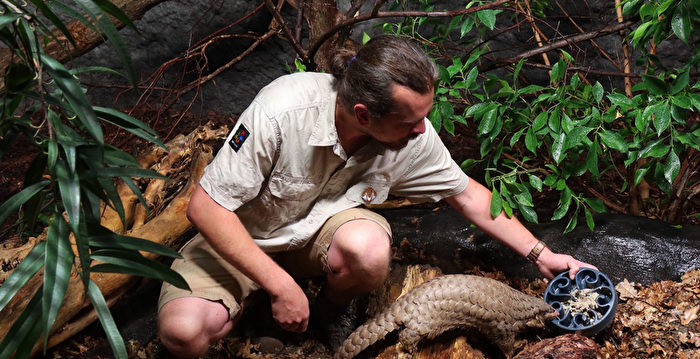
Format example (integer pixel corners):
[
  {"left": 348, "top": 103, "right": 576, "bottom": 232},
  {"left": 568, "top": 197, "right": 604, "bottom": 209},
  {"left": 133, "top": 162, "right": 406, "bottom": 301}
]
[{"left": 348, "top": 56, "right": 356, "bottom": 65}]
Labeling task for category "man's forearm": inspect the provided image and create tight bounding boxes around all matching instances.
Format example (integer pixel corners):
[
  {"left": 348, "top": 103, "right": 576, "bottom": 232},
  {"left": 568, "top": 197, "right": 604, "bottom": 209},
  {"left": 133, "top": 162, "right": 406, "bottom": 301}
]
[
  {"left": 445, "top": 180, "right": 540, "bottom": 258},
  {"left": 187, "top": 185, "right": 295, "bottom": 297}
]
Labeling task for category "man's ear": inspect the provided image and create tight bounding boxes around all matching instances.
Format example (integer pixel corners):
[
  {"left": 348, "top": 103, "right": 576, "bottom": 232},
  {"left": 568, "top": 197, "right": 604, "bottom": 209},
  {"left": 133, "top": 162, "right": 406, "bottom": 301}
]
[{"left": 353, "top": 104, "right": 371, "bottom": 126}]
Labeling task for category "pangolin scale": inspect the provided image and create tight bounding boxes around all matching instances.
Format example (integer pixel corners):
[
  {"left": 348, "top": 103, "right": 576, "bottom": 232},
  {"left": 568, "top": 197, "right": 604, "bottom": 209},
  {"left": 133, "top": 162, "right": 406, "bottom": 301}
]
[{"left": 334, "top": 274, "right": 556, "bottom": 359}]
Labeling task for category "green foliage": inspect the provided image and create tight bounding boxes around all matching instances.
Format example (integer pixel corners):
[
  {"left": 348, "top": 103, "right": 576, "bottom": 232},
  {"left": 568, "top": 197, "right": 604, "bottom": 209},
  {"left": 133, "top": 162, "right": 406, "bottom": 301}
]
[
  {"left": 385, "top": 0, "right": 700, "bottom": 232},
  {"left": 0, "top": 1, "right": 188, "bottom": 358}
]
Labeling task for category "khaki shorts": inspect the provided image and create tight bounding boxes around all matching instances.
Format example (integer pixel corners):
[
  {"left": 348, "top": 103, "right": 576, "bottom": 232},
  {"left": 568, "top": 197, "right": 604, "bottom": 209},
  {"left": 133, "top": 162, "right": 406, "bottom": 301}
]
[{"left": 158, "top": 208, "right": 391, "bottom": 318}]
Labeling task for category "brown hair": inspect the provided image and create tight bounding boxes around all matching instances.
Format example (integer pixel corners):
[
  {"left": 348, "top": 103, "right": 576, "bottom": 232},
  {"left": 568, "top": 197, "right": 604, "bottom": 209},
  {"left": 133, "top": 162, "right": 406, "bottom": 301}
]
[{"left": 330, "top": 35, "right": 438, "bottom": 118}]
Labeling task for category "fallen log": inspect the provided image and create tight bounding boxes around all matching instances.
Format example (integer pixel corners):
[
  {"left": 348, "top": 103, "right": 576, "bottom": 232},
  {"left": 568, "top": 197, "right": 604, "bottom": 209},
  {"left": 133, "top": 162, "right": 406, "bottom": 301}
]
[{"left": 0, "top": 122, "right": 229, "bottom": 356}]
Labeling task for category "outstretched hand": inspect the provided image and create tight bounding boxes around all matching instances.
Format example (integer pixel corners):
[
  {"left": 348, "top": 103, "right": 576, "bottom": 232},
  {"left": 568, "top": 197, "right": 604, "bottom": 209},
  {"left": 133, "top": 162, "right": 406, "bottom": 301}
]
[{"left": 535, "top": 248, "right": 598, "bottom": 280}]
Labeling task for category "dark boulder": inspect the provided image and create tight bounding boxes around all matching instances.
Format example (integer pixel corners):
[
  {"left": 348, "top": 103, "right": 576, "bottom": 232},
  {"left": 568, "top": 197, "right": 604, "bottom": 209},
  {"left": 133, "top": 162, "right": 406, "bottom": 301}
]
[{"left": 380, "top": 206, "right": 699, "bottom": 285}]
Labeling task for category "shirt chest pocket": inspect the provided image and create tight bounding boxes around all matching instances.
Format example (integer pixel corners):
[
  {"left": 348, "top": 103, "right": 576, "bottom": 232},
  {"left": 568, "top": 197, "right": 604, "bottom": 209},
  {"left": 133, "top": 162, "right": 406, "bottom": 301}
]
[
  {"left": 345, "top": 175, "right": 390, "bottom": 205},
  {"left": 268, "top": 174, "right": 323, "bottom": 202}
]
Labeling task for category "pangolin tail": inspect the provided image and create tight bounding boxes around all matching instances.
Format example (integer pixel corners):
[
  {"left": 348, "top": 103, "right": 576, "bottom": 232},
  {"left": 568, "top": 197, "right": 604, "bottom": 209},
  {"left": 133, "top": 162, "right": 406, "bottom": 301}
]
[{"left": 333, "top": 307, "right": 401, "bottom": 359}]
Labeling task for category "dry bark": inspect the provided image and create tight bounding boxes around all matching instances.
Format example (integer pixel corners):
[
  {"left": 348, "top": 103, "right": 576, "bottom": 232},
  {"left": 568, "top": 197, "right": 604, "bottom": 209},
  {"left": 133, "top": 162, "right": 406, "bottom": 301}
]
[{"left": 0, "top": 123, "right": 229, "bottom": 356}]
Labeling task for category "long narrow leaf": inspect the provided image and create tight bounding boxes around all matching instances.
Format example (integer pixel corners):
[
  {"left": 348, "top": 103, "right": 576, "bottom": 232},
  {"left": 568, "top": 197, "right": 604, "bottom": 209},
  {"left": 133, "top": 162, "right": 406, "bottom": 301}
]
[
  {"left": 92, "top": 0, "right": 138, "bottom": 31},
  {"left": 84, "top": 166, "right": 169, "bottom": 179},
  {"left": 28, "top": 0, "right": 76, "bottom": 46},
  {"left": 40, "top": 54, "right": 103, "bottom": 145},
  {"left": 97, "top": 176, "right": 126, "bottom": 225},
  {"left": 86, "top": 280, "right": 127, "bottom": 359},
  {"left": 91, "top": 249, "right": 188, "bottom": 289},
  {"left": 72, "top": 0, "right": 136, "bottom": 85},
  {"left": 90, "top": 231, "right": 182, "bottom": 258},
  {"left": 55, "top": 160, "right": 81, "bottom": 234},
  {"left": 70, "top": 66, "right": 124, "bottom": 76},
  {"left": 0, "top": 288, "right": 43, "bottom": 359},
  {"left": 42, "top": 217, "right": 74, "bottom": 350},
  {"left": 122, "top": 176, "right": 149, "bottom": 212},
  {"left": 0, "top": 180, "right": 49, "bottom": 226},
  {"left": 46, "top": 1, "right": 100, "bottom": 34},
  {"left": 94, "top": 107, "right": 165, "bottom": 149},
  {"left": 0, "top": 241, "right": 46, "bottom": 312},
  {"left": 0, "top": 14, "right": 22, "bottom": 29}
]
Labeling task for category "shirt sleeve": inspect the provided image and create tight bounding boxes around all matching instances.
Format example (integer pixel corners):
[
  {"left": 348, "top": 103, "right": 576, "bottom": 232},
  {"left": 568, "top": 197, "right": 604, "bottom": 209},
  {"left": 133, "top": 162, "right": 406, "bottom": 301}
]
[
  {"left": 389, "top": 120, "right": 469, "bottom": 201},
  {"left": 199, "top": 100, "right": 279, "bottom": 211}
]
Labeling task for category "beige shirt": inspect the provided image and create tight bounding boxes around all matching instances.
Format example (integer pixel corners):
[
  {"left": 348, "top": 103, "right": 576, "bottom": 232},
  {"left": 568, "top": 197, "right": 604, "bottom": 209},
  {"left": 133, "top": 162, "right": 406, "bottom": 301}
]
[{"left": 199, "top": 72, "right": 469, "bottom": 252}]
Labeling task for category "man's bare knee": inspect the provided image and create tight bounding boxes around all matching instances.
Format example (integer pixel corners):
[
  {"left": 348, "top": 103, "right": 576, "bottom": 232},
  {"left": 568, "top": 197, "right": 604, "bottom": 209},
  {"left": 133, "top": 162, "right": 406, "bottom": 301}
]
[
  {"left": 158, "top": 297, "right": 234, "bottom": 358},
  {"left": 327, "top": 219, "right": 391, "bottom": 294}
]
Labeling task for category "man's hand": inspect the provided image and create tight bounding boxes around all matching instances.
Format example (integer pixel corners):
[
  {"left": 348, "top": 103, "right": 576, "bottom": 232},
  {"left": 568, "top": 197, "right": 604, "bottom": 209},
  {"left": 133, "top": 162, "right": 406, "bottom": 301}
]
[
  {"left": 269, "top": 278, "right": 309, "bottom": 333},
  {"left": 535, "top": 248, "right": 598, "bottom": 280}
]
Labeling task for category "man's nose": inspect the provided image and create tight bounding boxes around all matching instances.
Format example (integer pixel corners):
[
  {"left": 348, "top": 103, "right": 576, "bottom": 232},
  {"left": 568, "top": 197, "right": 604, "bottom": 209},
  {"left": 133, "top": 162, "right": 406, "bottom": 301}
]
[{"left": 412, "top": 120, "right": 426, "bottom": 134}]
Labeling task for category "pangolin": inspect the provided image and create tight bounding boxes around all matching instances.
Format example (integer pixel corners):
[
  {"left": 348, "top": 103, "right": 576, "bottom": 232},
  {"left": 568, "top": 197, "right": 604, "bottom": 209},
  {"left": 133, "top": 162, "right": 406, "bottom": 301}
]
[{"left": 334, "top": 274, "right": 557, "bottom": 359}]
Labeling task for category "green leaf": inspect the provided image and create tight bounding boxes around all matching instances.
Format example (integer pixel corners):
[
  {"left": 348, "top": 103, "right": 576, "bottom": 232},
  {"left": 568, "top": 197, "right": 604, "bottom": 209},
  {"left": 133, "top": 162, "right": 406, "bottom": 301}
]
[
  {"left": 563, "top": 209, "right": 579, "bottom": 234},
  {"left": 86, "top": 280, "right": 128, "bottom": 359},
  {"left": 584, "top": 197, "right": 606, "bottom": 213},
  {"left": 564, "top": 127, "right": 593, "bottom": 150},
  {"left": 83, "top": 166, "right": 169, "bottom": 180},
  {"left": 0, "top": 180, "right": 49, "bottom": 226},
  {"left": 634, "top": 166, "right": 650, "bottom": 185},
  {"left": 464, "top": 66, "right": 479, "bottom": 89},
  {"left": 0, "top": 13, "right": 22, "bottom": 29},
  {"left": 91, "top": 249, "right": 188, "bottom": 289},
  {"left": 513, "top": 58, "right": 526, "bottom": 83},
  {"left": 552, "top": 188, "right": 572, "bottom": 221},
  {"left": 518, "top": 203, "right": 538, "bottom": 223},
  {"left": 551, "top": 59, "right": 565, "bottom": 83},
  {"left": 464, "top": 103, "right": 490, "bottom": 118},
  {"left": 490, "top": 189, "right": 503, "bottom": 219},
  {"left": 593, "top": 82, "right": 604, "bottom": 102},
  {"left": 532, "top": 112, "right": 548, "bottom": 131},
  {"left": 40, "top": 54, "right": 103, "bottom": 145},
  {"left": 552, "top": 131, "right": 567, "bottom": 164},
  {"left": 28, "top": 0, "right": 75, "bottom": 45},
  {"left": 478, "top": 106, "right": 498, "bottom": 135},
  {"left": 664, "top": 150, "right": 681, "bottom": 184},
  {"left": 0, "top": 241, "right": 46, "bottom": 312},
  {"left": 598, "top": 130, "right": 629, "bottom": 152},
  {"left": 636, "top": 74, "right": 669, "bottom": 95},
  {"left": 94, "top": 107, "right": 165, "bottom": 149},
  {"left": 528, "top": 174, "right": 543, "bottom": 192},
  {"left": 607, "top": 93, "right": 634, "bottom": 107},
  {"left": 73, "top": 0, "right": 136, "bottom": 85},
  {"left": 42, "top": 217, "right": 74, "bottom": 349},
  {"left": 92, "top": 0, "right": 138, "bottom": 31},
  {"left": 56, "top": 161, "right": 81, "bottom": 234},
  {"left": 671, "top": 6, "right": 691, "bottom": 43},
  {"left": 477, "top": 9, "right": 497, "bottom": 30},
  {"left": 653, "top": 102, "right": 671, "bottom": 136},
  {"left": 670, "top": 71, "right": 690, "bottom": 95},
  {"left": 0, "top": 288, "right": 43, "bottom": 359},
  {"left": 586, "top": 139, "right": 600, "bottom": 177},
  {"left": 584, "top": 207, "right": 595, "bottom": 231},
  {"left": 459, "top": 16, "right": 475, "bottom": 38},
  {"left": 525, "top": 127, "right": 538, "bottom": 154},
  {"left": 509, "top": 128, "right": 526, "bottom": 147}
]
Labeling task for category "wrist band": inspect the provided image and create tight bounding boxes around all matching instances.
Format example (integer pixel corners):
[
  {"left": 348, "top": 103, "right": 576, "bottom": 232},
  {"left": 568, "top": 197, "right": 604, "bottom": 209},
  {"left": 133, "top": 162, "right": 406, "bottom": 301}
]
[{"left": 527, "top": 240, "right": 546, "bottom": 263}]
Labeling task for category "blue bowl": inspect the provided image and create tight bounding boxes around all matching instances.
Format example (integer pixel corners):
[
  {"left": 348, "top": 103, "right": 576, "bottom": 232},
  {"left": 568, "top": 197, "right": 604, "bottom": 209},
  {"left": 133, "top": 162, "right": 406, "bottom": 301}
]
[{"left": 543, "top": 268, "right": 618, "bottom": 336}]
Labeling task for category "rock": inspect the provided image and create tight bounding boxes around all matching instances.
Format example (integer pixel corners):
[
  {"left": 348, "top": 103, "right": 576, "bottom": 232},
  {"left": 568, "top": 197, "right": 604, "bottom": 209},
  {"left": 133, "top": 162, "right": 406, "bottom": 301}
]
[{"left": 380, "top": 206, "right": 700, "bottom": 285}]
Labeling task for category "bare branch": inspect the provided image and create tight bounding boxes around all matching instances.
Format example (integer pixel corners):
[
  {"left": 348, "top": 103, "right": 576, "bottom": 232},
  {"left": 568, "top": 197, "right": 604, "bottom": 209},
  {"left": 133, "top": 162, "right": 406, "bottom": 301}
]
[{"left": 307, "top": 0, "right": 512, "bottom": 61}]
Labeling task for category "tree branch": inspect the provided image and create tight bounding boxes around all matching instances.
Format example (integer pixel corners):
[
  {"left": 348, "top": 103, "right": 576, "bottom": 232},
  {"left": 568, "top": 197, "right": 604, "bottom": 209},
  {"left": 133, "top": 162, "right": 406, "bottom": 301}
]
[{"left": 306, "top": 0, "right": 512, "bottom": 62}]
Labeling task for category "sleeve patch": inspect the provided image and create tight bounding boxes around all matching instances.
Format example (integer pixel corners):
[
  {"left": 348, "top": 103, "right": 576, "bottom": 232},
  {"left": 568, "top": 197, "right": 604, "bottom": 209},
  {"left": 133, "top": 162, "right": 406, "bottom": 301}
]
[{"left": 228, "top": 124, "right": 250, "bottom": 152}]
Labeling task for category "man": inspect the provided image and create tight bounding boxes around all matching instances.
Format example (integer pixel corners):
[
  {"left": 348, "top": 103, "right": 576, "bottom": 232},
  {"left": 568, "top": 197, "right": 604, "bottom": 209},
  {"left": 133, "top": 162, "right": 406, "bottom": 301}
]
[{"left": 157, "top": 35, "right": 596, "bottom": 358}]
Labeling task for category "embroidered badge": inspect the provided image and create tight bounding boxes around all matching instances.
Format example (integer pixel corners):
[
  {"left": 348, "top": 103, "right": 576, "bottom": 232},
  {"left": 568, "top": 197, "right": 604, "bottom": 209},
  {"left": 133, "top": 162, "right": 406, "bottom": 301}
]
[{"left": 228, "top": 124, "right": 249, "bottom": 152}]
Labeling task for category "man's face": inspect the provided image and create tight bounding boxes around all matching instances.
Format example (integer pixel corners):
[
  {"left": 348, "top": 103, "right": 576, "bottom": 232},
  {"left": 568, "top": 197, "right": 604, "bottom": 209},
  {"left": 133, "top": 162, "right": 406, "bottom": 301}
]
[{"left": 366, "top": 85, "right": 434, "bottom": 150}]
